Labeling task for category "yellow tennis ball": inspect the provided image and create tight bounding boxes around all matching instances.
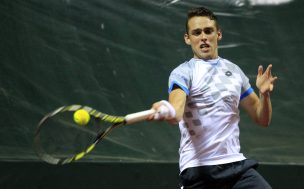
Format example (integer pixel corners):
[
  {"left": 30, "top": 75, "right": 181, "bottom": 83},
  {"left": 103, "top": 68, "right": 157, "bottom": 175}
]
[{"left": 73, "top": 109, "right": 90, "bottom": 126}]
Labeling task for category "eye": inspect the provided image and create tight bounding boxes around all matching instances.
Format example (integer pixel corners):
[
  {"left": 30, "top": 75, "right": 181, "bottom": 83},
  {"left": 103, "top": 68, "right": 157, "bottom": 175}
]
[
  {"left": 191, "top": 29, "right": 202, "bottom": 36},
  {"left": 204, "top": 28, "right": 214, "bottom": 35}
]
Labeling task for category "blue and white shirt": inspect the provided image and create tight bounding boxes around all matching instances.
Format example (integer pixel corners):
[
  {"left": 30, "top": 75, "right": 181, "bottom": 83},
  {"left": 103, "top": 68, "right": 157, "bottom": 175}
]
[{"left": 168, "top": 57, "right": 253, "bottom": 172}]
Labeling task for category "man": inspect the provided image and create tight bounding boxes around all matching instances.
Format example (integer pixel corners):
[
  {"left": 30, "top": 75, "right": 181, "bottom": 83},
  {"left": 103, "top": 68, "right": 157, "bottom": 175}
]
[{"left": 149, "top": 7, "right": 277, "bottom": 189}]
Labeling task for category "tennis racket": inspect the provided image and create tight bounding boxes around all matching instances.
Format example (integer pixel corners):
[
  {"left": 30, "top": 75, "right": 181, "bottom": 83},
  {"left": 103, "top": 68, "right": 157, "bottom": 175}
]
[{"left": 34, "top": 105, "right": 157, "bottom": 165}]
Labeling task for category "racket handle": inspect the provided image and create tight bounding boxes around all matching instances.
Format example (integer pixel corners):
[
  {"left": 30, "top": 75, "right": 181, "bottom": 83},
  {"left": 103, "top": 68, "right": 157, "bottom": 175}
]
[{"left": 125, "top": 109, "right": 155, "bottom": 124}]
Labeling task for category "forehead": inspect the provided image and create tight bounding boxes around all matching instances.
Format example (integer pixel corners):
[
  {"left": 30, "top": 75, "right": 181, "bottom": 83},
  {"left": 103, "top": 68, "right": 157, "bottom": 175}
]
[{"left": 188, "top": 16, "right": 217, "bottom": 30}]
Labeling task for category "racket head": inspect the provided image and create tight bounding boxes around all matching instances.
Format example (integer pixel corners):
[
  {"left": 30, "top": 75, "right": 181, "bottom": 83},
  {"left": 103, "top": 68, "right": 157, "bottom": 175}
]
[{"left": 34, "top": 105, "right": 126, "bottom": 165}]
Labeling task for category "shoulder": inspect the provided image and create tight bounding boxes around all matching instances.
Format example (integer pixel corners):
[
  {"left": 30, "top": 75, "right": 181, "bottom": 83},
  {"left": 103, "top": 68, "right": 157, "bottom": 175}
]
[
  {"left": 174, "top": 59, "right": 195, "bottom": 71},
  {"left": 170, "top": 59, "right": 195, "bottom": 75}
]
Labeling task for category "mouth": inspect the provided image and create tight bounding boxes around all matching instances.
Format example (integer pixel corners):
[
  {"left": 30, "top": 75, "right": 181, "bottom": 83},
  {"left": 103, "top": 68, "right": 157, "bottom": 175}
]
[{"left": 200, "top": 44, "right": 210, "bottom": 49}]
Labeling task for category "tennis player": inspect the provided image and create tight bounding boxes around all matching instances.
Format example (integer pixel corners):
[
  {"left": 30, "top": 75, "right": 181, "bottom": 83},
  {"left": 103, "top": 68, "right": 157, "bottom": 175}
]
[{"left": 149, "top": 6, "right": 277, "bottom": 189}]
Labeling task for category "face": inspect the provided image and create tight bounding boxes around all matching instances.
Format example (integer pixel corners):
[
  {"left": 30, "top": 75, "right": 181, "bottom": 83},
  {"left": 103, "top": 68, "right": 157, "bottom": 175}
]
[{"left": 184, "top": 16, "right": 222, "bottom": 60}]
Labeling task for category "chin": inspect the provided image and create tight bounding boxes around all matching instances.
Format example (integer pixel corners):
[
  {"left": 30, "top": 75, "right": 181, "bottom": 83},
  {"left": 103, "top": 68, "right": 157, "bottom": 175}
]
[
  {"left": 195, "top": 51, "right": 211, "bottom": 60},
  {"left": 199, "top": 55, "right": 212, "bottom": 60}
]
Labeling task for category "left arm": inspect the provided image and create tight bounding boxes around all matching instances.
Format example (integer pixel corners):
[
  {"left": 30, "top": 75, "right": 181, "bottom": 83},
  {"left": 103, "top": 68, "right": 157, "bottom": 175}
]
[
  {"left": 240, "top": 92, "right": 272, "bottom": 127},
  {"left": 240, "top": 64, "right": 277, "bottom": 127}
]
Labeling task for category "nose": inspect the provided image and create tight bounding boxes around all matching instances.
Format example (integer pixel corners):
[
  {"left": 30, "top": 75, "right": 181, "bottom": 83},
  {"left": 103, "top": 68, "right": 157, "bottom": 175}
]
[{"left": 200, "top": 33, "right": 207, "bottom": 41}]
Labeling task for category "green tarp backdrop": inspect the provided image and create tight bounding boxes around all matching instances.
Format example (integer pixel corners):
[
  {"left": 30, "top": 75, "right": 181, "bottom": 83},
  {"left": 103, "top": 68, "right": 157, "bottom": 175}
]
[{"left": 0, "top": 0, "right": 304, "bottom": 188}]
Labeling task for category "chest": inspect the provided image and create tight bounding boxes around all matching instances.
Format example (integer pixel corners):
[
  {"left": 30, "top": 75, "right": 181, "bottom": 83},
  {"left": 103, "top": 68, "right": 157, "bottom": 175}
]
[{"left": 190, "top": 64, "right": 243, "bottom": 103}]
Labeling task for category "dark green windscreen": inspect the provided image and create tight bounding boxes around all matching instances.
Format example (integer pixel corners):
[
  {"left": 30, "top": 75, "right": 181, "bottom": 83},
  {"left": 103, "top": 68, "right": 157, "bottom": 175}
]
[{"left": 0, "top": 0, "right": 303, "bottom": 164}]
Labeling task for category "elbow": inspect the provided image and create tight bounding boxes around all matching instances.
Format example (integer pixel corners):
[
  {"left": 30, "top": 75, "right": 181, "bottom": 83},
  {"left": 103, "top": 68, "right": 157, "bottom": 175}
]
[
  {"left": 254, "top": 110, "right": 272, "bottom": 128},
  {"left": 175, "top": 110, "right": 185, "bottom": 123},
  {"left": 175, "top": 114, "right": 183, "bottom": 122},
  {"left": 256, "top": 119, "right": 271, "bottom": 127}
]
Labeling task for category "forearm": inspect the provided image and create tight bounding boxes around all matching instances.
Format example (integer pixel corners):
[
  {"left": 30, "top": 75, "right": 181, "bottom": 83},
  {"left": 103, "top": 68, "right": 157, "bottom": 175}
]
[
  {"left": 148, "top": 88, "right": 186, "bottom": 124},
  {"left": 256, "top": 92, "right": 272, "bottom": 127}
]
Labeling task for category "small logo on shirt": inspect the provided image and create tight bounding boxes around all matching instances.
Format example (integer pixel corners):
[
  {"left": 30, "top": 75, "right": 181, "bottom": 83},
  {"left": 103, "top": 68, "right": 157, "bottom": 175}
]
[{"left": 225, "top": 71, "right": 232, "bottom": 77}]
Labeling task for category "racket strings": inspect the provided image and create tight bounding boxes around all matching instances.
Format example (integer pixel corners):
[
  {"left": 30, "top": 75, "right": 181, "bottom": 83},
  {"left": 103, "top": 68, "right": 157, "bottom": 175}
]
[
  {"left": 35, "top": 106, "right": 127, "bottom": 164},
  {"left": 36, "top": 111, "right": 102, "bottom": 161}
]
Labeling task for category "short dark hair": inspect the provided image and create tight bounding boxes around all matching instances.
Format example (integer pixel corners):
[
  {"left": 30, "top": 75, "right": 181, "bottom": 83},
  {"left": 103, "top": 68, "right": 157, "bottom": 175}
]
[{"left": 185, "top": 7, "right": 219, "bottom": 33}]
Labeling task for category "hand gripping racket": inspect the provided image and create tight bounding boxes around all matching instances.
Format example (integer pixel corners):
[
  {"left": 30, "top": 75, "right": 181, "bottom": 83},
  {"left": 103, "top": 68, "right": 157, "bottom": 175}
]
[{"left": 34, "top": 105, "right": 156, "bottom": 165}]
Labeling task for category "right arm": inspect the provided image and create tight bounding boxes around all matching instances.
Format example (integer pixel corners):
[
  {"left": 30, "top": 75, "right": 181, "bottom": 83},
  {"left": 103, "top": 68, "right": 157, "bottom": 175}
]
[
  {"left": 150, "top": 87, "right": 187, "bottom": 124},
  {"left": 149, "top": 63, "right": 190, "bottom": 124},
  {"left": 168, "top": 87, "right": 187, "bottom": 123}
]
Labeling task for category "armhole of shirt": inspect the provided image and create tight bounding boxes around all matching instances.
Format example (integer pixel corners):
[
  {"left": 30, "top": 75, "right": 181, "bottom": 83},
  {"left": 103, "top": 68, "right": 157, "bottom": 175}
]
[
  {"left": 168, "top": 81, "right": 190, "bottom": 95},
  {"left": 240, "top": 87, "right": 254, "bottom": 100}
]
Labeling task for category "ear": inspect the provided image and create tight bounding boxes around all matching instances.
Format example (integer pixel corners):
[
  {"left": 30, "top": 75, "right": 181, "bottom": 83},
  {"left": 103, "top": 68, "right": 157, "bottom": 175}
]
[
  {"left": 217, "top": 29, "right": 222, "bottom": 41},
  {"left": 184, "top": 33, "right": 191, "bottom": 45}
]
